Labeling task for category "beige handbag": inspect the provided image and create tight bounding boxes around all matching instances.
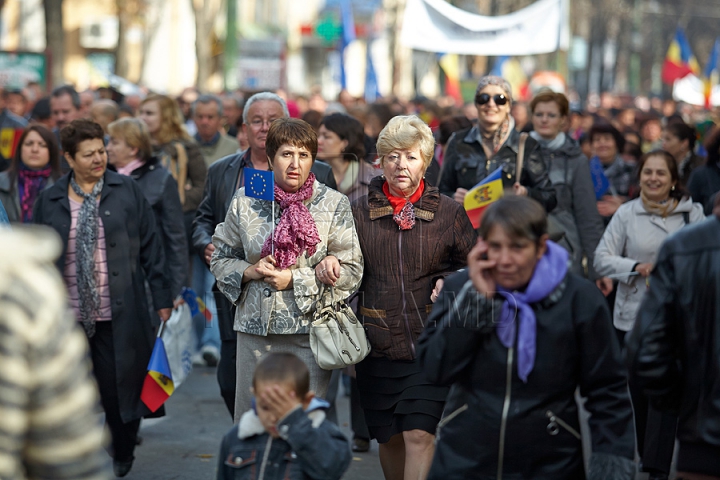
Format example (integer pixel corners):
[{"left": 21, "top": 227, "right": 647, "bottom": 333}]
[{"left": 310, "top": 286, "right": 371, "bottom": 370}]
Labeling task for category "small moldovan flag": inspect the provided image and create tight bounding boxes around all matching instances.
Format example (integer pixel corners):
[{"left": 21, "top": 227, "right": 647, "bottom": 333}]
[
  {"left": 464, "top": 167, "right": 504, "bottom": 229},
  {"left": 0, "top": 128, "right": 22, "bottom": 159},
  {"left": 140, "top": 335, "right": 174, "bottom": 412},
  {"left": 662, "top": 27, "right": 700, "bottom": 85},
  {"left": 245, "top": 168, "right": 275, "bottom": 201},
  {"left": 589, "top": 156, "right": 611, "bottom": 200},
  {"left": 180, "top": 286, "right": 211, "bottom": 321}
]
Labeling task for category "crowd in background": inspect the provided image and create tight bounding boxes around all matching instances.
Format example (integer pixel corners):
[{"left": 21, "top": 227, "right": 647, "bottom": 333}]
[{"left": 2, "top": 75, "right": 720, "bottom": 480}]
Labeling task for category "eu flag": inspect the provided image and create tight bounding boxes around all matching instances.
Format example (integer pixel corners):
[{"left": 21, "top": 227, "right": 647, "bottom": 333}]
[
  {"left": 245, "top": 168, "right": 275, "bottom": 201},
  {"left": 589, "top": 156, "right": 610, "bottom": 200}
]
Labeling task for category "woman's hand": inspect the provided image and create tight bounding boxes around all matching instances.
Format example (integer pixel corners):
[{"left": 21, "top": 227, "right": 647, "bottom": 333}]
[
  {"left": 256, "top": 255, "right": 294, "bottom": 291},
  {"left": 595, "top": 277, "right": 614, "bottom": 296},
  {"left": 634, "top": 263, "right": 653, "bottom": 277},
  {"left": 157, "top": 308, "right": 172, "bottom": 322},
  {"left": 204, "top": 243, "right": 215, "bottom": 265},
  {"left": 513, "top": 183, "right": 528, "bottom": 196},
  {"left": 315, "top": 255, "right": 341, "bottom": 286},
  {"left": 468, "top": 239, "right": 497, "bottom": 298},
  {"left": 453, "top": 188, "right": 468, "bottom": 204},
  {"left": 597, "top": 195, "right": 624, "bottom": 217},
  {"left": 243, "top": 256, "right": 274, "bottom": 283},
  {"left": 431, "top": 278, "right": 444, "bottom": 303}
]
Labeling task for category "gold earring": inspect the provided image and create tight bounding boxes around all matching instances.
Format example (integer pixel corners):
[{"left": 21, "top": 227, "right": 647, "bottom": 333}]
[{"left": 671, "top": 185, "right": 676, "bottom": 191}]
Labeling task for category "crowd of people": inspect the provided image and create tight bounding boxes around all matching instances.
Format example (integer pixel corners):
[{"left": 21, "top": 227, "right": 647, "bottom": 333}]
[{"left": 0, "top": 73, "right": 719, "bottom": 480}]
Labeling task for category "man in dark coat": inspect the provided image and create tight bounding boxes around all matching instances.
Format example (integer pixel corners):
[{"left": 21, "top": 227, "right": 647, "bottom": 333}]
[
  {"left": 192, "top": 92, "right": 336, "bottom": 418},
  {"left": 626, "top": 197, "right": 720, "bottom": 479}
]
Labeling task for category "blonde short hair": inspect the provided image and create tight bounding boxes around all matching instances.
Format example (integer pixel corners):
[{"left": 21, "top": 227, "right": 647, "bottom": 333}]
[
  {"left": 376, "top": 115, "right": 434, "bottom": 169},
  {"left": 107, "top": 117, "right": 153, "bottom": 162}
]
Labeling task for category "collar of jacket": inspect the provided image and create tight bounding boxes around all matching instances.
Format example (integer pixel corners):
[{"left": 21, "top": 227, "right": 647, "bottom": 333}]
[
  {"left": 534, "top": 273, "right": 569, "bottom": 311},
  {"left": 463, "top": 125, "right": 524, "bottom": 155},
  {"left": 366, "top": 175, "right": 440, "bottom": 221},
  {"left": 47, "top": 169, "right": 124, "bottom": 204},
  {"left": 237, "top": 399, "right": 329, "bottom": 439},
  {"left": 128, "top": 155, "right": 162, "bottom": 179}
]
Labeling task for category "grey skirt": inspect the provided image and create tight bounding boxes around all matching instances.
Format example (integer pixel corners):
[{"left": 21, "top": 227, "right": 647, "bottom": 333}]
[{"left": 234, "top": 331, "right": 332, "bottom": 423}]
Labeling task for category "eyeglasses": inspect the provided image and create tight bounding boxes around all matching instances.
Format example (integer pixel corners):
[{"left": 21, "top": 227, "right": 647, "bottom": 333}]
[{"left": 475, "top": 93, "right": 508, "bottom": 106}]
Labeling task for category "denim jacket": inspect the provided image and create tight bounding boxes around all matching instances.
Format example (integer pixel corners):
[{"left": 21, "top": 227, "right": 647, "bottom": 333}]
[{"left": 216, "top": 399, "right": 351, "bottom": 480}]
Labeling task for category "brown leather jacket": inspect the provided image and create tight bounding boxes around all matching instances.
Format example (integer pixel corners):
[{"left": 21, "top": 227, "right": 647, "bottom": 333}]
[{"left": 352, "top": 176, "right": 476, "bottom": 361}]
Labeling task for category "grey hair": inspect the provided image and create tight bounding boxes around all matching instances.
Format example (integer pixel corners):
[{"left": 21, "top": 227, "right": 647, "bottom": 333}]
[
  {"left": 193, "top": 94, "right": 223, "bottom": 117},
  {"left": 242, "top": 92, "right": 289, "bottom": 124},
  {"left": 476, "top": 75, "right": 513, "bottom": 103}
]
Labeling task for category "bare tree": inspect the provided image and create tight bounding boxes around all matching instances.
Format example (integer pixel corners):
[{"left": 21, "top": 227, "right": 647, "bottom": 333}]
[
  {"left": 190, "top": 0, "right": 223, "bottom": 91},
  {"left": 43, "top": 0, "right": 64, "bottom": 87}
]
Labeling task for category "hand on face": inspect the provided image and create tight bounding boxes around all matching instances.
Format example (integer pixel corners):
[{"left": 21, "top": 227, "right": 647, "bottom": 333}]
[
  {"left": 254, "top": 382, "right": 303, "bottom": 438},
  {"left": 382, "top": 146, "right": 426, "bottom": 198}
]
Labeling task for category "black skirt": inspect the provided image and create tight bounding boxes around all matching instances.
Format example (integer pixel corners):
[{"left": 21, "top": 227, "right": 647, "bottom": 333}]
[{"left": 355, "top": 354, "right": 449, "bottom": 444}]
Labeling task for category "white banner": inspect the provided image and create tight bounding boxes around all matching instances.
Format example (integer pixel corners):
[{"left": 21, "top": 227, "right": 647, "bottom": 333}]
[{"left": 401, "top": 0, "right": 570, "bottom": 56}]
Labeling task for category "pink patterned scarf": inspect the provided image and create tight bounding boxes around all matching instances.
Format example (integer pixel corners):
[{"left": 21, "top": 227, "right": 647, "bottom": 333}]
[{"left": 260, "top": 172, "right": 321, "bottom": 269}]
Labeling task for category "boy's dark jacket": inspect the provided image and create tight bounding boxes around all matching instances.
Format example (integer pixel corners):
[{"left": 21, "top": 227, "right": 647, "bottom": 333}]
[{"left": 216, "top": 398, "right": 351, "bottom": 480}]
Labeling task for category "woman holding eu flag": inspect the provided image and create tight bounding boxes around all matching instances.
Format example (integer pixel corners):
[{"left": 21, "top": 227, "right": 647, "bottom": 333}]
[
  {"left": 438, "top": 75, "right": 556, "bottom": 213},
  {"left": 210, "top": 118, "right": 363, "bottom": 422}
]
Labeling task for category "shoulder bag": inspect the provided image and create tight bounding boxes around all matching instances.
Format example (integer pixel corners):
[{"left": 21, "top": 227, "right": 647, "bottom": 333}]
[{"left": 310, "top": 285, "right": 371, "bottom": 370}]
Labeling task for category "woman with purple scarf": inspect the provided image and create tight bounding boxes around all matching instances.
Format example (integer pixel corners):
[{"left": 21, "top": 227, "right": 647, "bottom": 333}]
[
  {"left": 0, "top": 125, "right": 61, "bottom": 223},
  {"left": 211, "top": 118, "right": 364, "bottom": 422},
  {"left": 418, "top": 196, "right": 636, "bottom": 479}
]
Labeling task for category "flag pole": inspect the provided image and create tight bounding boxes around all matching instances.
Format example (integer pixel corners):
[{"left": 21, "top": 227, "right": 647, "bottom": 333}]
[{"left": 271, "top": 199, "right": 275, "bottom": 257}]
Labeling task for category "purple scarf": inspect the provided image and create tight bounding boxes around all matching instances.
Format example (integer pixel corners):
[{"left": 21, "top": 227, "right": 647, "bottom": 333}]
[
  {"left": 496, "top": 241, "right": 568, "bottom": 383},
  {"left": 260, "top": 173, "right": 321, "bottom": 269},
  {"left": 18, "top": 164, "right": 52, "bottom": 223}
]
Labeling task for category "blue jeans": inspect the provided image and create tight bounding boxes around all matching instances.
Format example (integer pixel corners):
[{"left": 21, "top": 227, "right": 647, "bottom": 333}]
[{"left": 192, "top": 255, "right": 221, "bottom": 351}]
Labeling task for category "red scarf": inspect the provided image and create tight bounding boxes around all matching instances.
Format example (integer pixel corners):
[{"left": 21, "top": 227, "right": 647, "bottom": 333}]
[{"left": 382, "top": 180, "right": 425, "bottom": 230}]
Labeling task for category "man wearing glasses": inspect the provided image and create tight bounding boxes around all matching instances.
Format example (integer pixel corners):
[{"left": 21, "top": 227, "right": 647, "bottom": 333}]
[{"left": 437, "top": 75, "right": 556, "bottom": 213}]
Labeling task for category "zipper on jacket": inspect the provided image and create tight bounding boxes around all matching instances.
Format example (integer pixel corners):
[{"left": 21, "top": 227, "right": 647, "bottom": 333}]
[
  {"left": 497, "top": 346, "right": 514, "bottom": 480},
  {"left": 397, "top": 231, "right": 415, "bottom": 358},
  {"left": 257, "top": 435, "right": 273, "bottom": 480},
  {"left": 545, "top": 410, "right": 581, "bottom": 439}
]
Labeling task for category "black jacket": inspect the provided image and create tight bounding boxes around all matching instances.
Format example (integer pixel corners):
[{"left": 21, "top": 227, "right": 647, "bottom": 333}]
[
  {"left": 626, "top": 216, "right": 720, "bottom": 459},
  {"left": 418, "top": 270, "right": 634, "bottom": 479},
  {"left": 439, "top": 127, "right": 557, "bottom": 212},
  {"left": 687, "top": 163, "right": 720, "bottom": 215},
  {"left": 192, "top": 150, "right": 337, "bottom": 341},
  {"left": 33, "top": 170, "right": 172, "bottom": 423},
  {"left": 129, "top": 157, "right": 188, "bottom": 297}
]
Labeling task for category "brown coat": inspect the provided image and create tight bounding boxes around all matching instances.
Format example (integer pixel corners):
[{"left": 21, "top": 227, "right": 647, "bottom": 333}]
[{"left": 352, "top": 176, "right": 476, "bottom": 361}]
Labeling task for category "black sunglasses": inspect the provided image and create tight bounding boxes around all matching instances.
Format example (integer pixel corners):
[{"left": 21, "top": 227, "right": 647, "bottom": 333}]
[{"left": 475, "top": 93, "right": 508, "bottom": 106}]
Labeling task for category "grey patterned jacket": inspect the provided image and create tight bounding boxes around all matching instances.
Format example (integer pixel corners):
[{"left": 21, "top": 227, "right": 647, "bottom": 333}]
[{"left": 211, "top": 180, "right": 363, "bottom": 336}]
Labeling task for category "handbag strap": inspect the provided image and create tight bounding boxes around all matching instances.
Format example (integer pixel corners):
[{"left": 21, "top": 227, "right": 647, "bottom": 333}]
[
  {"left": 315, "top": 284, "right": 337, "bottom": 310},
  {"left": 516, "top": 132, "right": 528, "bottom": 184}
]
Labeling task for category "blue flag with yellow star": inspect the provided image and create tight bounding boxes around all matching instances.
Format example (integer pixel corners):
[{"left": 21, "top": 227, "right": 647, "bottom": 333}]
[{"left": 245, "top": 168, "right": 274, "bottom": 201}]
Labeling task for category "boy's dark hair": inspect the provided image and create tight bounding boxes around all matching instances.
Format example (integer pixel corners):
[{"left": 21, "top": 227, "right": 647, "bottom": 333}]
[
  {"left": 60, "top": 119, "right": 105, "bottom": 158},
  {"left": 253, "top": 353, "right": 310, "bottom": 397}
]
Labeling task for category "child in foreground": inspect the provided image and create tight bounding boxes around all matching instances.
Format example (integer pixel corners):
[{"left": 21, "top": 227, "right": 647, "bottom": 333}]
[{"left": 216, "top": 353, "right": 352, "bottom": 480}]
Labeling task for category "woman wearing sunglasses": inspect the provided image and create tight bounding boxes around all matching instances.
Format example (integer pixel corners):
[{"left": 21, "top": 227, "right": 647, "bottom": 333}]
[{"left": 438, "top": 76, "right": 556, "bottom": 213}]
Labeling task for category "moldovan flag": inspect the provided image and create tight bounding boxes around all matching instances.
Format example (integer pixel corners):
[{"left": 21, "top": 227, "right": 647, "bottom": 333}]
[
  {"left": 703, "top": 38, "right": 720, "bottom": 110},
  {"left": 439, "top": 54, "right": 462, "bottom": 105},
  {"left": 140, "top": 337, "right": 174, "bottom": 412},
  {"left": 0, "top": 128, "right": 22, "bottom": 159},
  {"left": 464, "top": 167, "right": 504, "bottom": 229},
  {"left": 662, "top": 27, "right": 700, "bottom": 85}
]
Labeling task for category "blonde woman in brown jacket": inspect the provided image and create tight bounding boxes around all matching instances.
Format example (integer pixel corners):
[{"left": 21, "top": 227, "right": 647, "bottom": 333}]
[{"left": 352, "top": 115, "right": 476, "bottom": 480}]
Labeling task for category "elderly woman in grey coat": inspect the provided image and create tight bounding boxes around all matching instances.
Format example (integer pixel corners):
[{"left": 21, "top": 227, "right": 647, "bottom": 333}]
[
  {"left": 211, "top": 118, "right": 363, "bottom": 422},
  {"left": 594, "top": 149, "right": 703, "bottom": 480}
]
